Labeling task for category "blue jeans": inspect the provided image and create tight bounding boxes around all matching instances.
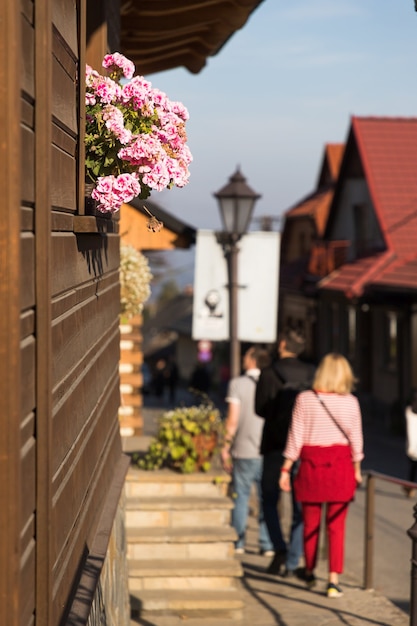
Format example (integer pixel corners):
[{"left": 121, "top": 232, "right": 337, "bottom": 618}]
[
  {"left": 261, "top": 450, "right": 303, "bottom": 570},
  {"left": 232, "top": 457, "right": 273, "bottom": 552}
]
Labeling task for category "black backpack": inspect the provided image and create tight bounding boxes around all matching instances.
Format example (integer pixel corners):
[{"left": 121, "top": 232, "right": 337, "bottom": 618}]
[{"left": 271, "top": 364, "right": 310, "bottom": 443}]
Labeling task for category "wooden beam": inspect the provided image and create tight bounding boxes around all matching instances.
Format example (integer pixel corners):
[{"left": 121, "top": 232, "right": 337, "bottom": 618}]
[
  {"left": 0, "top": 2, "right": 21, "bottom": 625},
  {"left": 78, "top": 0, "right": 87, "bottom": 215},
  {"left": 86, "top": 1, "right": 108, "bottom": 71},
  {"left": 35, "top": 0, "right": 53, "bottom": 622}
]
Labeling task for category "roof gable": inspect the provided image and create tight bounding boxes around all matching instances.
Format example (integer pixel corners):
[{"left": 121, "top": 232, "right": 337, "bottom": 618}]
[
  {"left": 284, "top": 143, "right": 344, "bottom": 235},
  {"left": 120, "top": 198, "right": 196, "bottom": 251},
  {"left": 316, "top": 143, "right": 344, "bottom": 188},
  {"left": 285, "top": 188, "right": 333, "bottom": 237},
  {"left": 320, "top": 116, "right": 417, "bottom": 296}
]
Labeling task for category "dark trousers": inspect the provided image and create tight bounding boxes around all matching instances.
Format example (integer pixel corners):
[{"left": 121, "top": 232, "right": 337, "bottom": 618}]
[
  {"left": 408, "top": 459, "right": 417, "bottom": 483},
  {"left": 261, "top": 451, "right": 303, "bottom": 567}
]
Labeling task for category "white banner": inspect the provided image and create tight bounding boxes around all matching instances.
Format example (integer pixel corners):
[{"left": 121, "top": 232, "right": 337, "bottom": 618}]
[
  {"left": 192, "top": 231, "right": 229, "bottom": 340},
  {"left": 192, "top": 230, "right": 280, "bottom": 343}
]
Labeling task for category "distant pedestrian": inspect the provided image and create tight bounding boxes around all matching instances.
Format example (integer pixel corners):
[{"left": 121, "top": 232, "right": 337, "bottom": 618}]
[
  {"left": 165, "top": 356, "right": 180, "bottom": 404},
  {"left": 221, "top": 346, "right": 273, "bottom": 556},
  {"left": 189, "top": 362, "right": 211, "bottom": 395},
  {"left": 255, "top": 328, "right": 315, "bottom": 577},
  {"left": 153, "top": 359, "right": 167, "bottom": 398},
  {"left": 219, "top": 362, "right": 230, "bottom": 398},
  {"left": 403, "top": 389, "right": 417, "bottom": 498},
  {"left": 280, "top": 353, "right": 364, "bottom": 598}
]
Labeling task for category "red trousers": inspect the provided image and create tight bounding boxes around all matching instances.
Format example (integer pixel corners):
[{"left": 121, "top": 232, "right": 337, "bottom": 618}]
[{"left": 302, "top": 502, "right": 349, "bottom": 573}]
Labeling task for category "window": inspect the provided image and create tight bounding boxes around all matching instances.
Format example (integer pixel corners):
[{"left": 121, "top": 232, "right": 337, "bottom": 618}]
[
  {"left": 347, "top": 306, "right": 356, "bottom": 360},
  {"left": 353, "top": 203, "right": 369, "bottom": 256},
  {"left": 331, "top": 302, "right": 340, "bottom": 352},
  {"left": 383, "top": 311, "right": 398, "bottom": 369},
  {"left": 299, "top": 231, "right": 308, "bottom": 256}
]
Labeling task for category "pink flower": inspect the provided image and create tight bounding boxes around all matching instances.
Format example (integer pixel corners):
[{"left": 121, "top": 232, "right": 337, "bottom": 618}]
[
  {"left": 118, "top": 134, "right": 164, "bottom": 167},
  {"left": 152, "top": 88, "right": 170, "bottom": 110},
  {"left": 141, "top": 161, "right": 170, "bottom": 191},
  {"left": 102, "top": 52, "right": 135, "bottom": 80},
  {"left": 121, "top": 76, "right": 153, "bottom": 112},
  {"left": 171, "top": 101, "right": 189, "bottom": 121},
  {"left": 85, "top": 92, "right": 96, "bottom": 106},
  {"left": 102, "top": 105, "right": 132, "bottom": 144},
  {"left": 88, "top": 75, "right": 121, "bottom": 104},
  {"left": 114, "top": 173, "right": 141, "bottom": 200},
  {"left": 92, "top": 174, "right": 141, "bottom": 213}
]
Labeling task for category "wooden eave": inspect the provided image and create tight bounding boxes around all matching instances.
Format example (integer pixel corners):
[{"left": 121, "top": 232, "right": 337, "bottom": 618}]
[
  {"left": 120, "top": 0, "right": 266, "bottom": 75},
  {"left": 120, "top": 198, "right": 196, "bottom": 250}
]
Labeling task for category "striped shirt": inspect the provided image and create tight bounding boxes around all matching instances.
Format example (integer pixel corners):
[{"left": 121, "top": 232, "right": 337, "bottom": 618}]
[{"left": 284, "top": 390, "right": 364, "bottom": 463}]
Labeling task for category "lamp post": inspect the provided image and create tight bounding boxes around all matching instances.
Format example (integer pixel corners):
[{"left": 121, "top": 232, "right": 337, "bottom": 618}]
[{"left": 214, "top": 168, "right": 261, "bottom": 379}]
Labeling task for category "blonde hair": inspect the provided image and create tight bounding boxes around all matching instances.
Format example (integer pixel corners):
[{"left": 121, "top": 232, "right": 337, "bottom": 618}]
[{"left": 312, "top": 353, "right": 357, "bottom": 394}]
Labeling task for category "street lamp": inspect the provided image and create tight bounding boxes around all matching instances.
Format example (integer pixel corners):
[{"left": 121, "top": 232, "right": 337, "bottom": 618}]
[{"left": 214, "top": 168, "right": 261, "bottom": 379}]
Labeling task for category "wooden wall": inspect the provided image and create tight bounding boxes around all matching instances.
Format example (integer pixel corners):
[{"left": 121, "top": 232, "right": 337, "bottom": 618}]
[{"left": 0, "top": 1, "right": 125, "bottom": 624}]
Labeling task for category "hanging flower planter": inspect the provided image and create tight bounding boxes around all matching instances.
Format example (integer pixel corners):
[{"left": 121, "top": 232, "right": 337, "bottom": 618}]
[
  {"left": 85, "top": 52, "right": 192, "bottom": 216},
  {"left": 119, "top": 244, "right": 152, "bottom": 319}
]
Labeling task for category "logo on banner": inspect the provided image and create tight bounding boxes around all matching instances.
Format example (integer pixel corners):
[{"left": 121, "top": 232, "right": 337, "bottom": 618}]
[{"left": 197, "top": 289, "right": 224, "bottom": 325}]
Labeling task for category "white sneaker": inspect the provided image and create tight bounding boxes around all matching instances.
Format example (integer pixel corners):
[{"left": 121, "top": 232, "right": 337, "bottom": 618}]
[
  {"left": 235, "top": 547, "right": 245, "bottom": 555},
  {"left": 259, "top": 549, "right": 275, "bottom": 557}
]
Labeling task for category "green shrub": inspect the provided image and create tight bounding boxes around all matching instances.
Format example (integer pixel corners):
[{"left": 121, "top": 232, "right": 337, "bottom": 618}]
[{"left": 137, "top": 402, "right": 224, "bottom": 473}]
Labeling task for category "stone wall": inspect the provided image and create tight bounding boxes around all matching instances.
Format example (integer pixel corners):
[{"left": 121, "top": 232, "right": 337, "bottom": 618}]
[{"left": 87, "top": 492, "right": 130, "bottom": 626}]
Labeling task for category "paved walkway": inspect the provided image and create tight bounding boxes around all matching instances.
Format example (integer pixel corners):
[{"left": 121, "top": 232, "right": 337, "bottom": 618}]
[{"left": 123, "top": 398, "right": 410, "bottom": 626}]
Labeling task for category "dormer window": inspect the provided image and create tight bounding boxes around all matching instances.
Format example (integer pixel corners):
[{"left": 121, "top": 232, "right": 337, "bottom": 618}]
[
  {"left": 383, "top": 311, "right": 398, "bottom": 370},
  {"left": 353, "top": 203, "right": 369, "bottom": 256}
]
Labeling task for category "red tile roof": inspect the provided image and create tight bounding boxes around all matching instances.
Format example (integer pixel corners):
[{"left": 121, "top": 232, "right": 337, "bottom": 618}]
[
  {"left": 285, "top": 188, "right": 332, "bottom": 237},
  {"left": 353, "top": 117, "right": 417, "bottom": 242},
  {"left": 372, "top": 253, "right": 417, "bottom": 291},
  {"left": 319, "top": 252, "right": 391, "bottom": 297},
  {"left": 322, "top": 144, "right": 344, "bottom": 184},
  {"left": 285, "top": 143, "right": 344, "bottom": 236},
  {"left": 320, "top": 116, "right": 417, "bottom": 296}
]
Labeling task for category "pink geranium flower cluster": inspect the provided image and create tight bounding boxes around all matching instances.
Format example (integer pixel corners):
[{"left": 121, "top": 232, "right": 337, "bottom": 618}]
[{"left": 85, "top": 53, "right": 192, "bottom": 214}]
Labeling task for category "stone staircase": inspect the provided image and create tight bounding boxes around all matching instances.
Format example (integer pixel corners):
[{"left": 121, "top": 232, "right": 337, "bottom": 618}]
[{"left": 125, "top": 466, "right": 244, "bottom": 622}]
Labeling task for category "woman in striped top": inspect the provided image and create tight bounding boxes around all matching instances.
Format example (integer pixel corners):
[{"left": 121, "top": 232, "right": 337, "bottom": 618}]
[{"left": 279, "top": 353, "right": 364, "bottom": 598}]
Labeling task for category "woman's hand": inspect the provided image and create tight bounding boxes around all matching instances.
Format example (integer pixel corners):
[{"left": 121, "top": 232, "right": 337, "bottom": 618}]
[
  {"left": 354, "top": 462, "right": 362, "bottom": 487},
  {"left": 279, "top": 470, "right": 291, "bottom": 492}
]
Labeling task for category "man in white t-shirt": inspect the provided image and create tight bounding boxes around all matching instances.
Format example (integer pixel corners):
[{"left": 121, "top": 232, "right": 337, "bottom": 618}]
[{"left": 221, "top": 346, "right": 273, "bottom": 556}]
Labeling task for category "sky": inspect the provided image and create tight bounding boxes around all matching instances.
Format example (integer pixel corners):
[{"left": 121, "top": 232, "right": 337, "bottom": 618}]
[{"left": 142, "top": 0, "right": 417, "bottom": 290}]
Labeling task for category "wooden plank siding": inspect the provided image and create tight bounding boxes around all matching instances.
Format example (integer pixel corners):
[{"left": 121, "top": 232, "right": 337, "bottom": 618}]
[
  {"left": 48, "top": 1, "right": 125, "bottom": 624},
  {"left": 0, "top": 0, "right": 127, "bottom": 624}
]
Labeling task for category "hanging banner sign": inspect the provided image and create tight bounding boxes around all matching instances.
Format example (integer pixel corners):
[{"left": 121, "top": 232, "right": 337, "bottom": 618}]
[
  {"left": 192, "top": 230, "right": 280, "bottom": 343},
  {"left": 192, "top": 231, "right": 229, "bottom": 341}
]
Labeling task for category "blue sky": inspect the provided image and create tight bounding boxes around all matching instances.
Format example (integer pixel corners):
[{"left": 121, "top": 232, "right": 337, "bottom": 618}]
[{"left": 144, "top": 0, "right": 417, "bottom": 286}]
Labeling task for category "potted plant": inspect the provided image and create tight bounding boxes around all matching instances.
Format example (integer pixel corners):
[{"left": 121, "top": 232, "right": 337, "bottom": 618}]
[
  {"left": 85, "top": 52, "right": 192, "bottom": 216},
  {"left": 136, "top": 401, "right": 225, "bottom": 473},
  {"left": 119, "top": 244, "right": 152, "bottom": 320}
]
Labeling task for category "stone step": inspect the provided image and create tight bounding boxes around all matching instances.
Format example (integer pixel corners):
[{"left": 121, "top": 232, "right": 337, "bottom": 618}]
[
  {"left": 128, "top": 558, "right": 243, "bottom": 591},
  {"left": 130, "top": 589, "right": 244, "bottom": 621},
  {"left": 127, "top": 525, "right": 237, "bottom": 544},
  {"left": 127, "top": 526, "right": 237, "bottom": 560},
  {"left": 127, "top": 496, "right": 234, "bottom": 511},
  {"left": 125, "top": 466, "right": 231, "bottom": 498},
  {"left": 125, "top": 495, "right": 234, "bottom": 528}
]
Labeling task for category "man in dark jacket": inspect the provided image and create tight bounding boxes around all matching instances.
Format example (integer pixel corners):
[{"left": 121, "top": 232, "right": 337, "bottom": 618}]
[{"left": 255, "top": 329, "right": 315, "bottom": 576}]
